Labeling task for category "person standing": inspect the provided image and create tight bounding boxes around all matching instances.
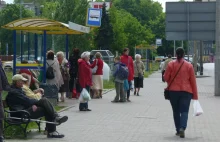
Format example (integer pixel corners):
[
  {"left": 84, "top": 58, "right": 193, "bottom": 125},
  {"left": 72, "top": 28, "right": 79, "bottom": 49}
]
[
  {"left": 120, "top": 48, "right": 134, "bottom": 102},
  {"left": 56, "top": 51, "right": 69, "bottom": 102},
  {"left": 133, "top": 54, "right": 145, "bottom": 96},
  {"left": 90, "top": 52, "right": 104, "bottom": 99},
  {"left": 78, "top": 52, "right": 92, "bottom": 111},
  {"left": 161, "top": 54, "right": 173, "bottom": 82},
  {"left": 0, "top": 60, "right": 10, "bottom": 142},
  {"left": 164, "top": 48, "right": 198, "bottom": 138}
]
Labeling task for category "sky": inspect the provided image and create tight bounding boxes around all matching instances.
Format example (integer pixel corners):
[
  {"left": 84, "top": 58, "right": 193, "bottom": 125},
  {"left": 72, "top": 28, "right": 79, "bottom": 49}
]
[{"left": 4, "top": 0, "right": 194, "bottom": 11}]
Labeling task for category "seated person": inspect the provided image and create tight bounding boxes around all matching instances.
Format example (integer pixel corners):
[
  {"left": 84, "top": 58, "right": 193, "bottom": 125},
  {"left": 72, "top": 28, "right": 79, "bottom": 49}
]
[
  {"left": 21, "top": 74, "right": 43, "bottom": 100},
  {"left": 6, "top": 74, "right": 68, "bottom": 138}
]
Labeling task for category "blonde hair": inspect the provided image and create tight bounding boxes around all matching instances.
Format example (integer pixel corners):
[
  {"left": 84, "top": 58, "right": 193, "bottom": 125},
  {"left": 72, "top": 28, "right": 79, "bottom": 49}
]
[
  {"left": 95, "top": 52, "right": 102, "bottom": 59},
  {"left": 135, "top": 54, "right": 141, "bottom": 59}
]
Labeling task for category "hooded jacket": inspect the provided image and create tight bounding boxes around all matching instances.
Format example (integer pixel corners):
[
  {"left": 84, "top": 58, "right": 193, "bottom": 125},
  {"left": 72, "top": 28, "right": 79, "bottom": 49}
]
[{"left": 78, "top": 59, "right": 92, "bottom": 88}]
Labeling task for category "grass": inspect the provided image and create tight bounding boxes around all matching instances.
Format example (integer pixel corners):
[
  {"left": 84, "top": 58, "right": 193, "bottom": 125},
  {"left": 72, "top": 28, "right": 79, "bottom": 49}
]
[{"left": 103, "top": 77, "right": 115, "bottom": 89}]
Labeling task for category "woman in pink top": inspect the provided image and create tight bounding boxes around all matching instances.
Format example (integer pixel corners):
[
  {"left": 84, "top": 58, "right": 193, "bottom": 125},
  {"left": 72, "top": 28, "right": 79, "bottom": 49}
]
[{"left": 164, "top": 48, "right": 198, "bottom": 138}]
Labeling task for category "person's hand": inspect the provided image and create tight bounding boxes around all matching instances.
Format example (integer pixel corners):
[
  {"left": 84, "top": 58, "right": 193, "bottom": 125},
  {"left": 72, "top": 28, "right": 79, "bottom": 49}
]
[
  {"left": 39, "top": 88, "right": 44, "bottom": 94},
  {"left": 32, "top": 105, "right": 38, "bottom": 112}
]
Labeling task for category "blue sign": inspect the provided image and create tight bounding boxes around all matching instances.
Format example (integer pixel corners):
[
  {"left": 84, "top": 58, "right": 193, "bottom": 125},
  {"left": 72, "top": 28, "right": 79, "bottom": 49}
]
[
  {"left": 86, "top": 8, "right": 102, "bottom": 27},
  {"left": 156, "top": 39, "right": 162, "bottom": 46}
]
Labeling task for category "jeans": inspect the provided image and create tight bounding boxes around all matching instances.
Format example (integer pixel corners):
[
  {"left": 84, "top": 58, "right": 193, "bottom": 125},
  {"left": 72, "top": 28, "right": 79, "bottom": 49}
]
[
  {"left": 79, "top": 86, "right": 90, "bottom": 110},
  {"left": 169, "top": 91, "right": 192, "bottom": 133},
  {"left": 127, "top": 81, "right": 132, "bottom": 99}
]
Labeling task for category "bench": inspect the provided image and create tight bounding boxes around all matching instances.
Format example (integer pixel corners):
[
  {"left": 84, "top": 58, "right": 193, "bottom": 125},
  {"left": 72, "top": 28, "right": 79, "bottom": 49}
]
[{"left": 3, "top": 100, "right": 42, "bottom": 138}]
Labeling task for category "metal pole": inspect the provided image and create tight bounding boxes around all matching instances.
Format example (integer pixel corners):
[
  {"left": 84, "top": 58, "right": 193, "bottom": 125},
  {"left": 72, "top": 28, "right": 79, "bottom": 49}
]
[
  {"left": 193, "top": 41, "right": 198, "bottom": 75},
  {"left": 27, "top": 33, "right": 30, "bottom": 60},
  {"left": 13, "top": 30, "right": 16, "bottom": 75},
  {"left": 43, "top": 31, "right": 47, "bottom": 83},
  {"left": 21, "top": 31, "right": 23, "bottom": 61},
  {"left": 34, "top": 34, "right": 38, "bottom": 60},
  {"left": 174, "top": 40, "right": 176, "bottom": 57},
  {"left": 200, "top": 41, "right": 203, "bottom": 75},
  {"left": 65, "top": 34, "right": 69, "bottom": 59}
]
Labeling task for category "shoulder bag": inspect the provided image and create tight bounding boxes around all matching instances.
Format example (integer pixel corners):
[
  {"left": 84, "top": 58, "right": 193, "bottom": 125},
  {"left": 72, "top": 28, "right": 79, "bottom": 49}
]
[{"left": 164, "top": 61, "right": 184, "bottom": 100}]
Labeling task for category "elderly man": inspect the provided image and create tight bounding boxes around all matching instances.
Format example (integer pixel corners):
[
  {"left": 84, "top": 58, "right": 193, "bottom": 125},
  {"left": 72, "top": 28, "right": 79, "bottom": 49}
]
[
  {"left": 6, "top": 74, "right": 68, "bottom": 138},
  {"left": 0, "top": 60, "right": 10, "bottom": 142}
]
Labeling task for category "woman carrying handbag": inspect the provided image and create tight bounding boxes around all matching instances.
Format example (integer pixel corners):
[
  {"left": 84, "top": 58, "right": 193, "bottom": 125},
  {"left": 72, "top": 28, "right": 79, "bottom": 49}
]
[{"left": 164, "top": 48, "right": 198, "bottom": 138}]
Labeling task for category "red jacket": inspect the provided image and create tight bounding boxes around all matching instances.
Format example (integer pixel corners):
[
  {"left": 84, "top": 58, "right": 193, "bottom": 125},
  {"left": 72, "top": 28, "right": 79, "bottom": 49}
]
[
  {"left": 164, "top": 59, "right": 198, "bottom": 100},
  {"left": 78, "top": 59, "right": 92, "bottom": 88},
  {"left": 90, "top": 58, "right": 104, "bottom": 75},
  {"left": 120, "top": 54, "right": 134, "bottom": 81}
]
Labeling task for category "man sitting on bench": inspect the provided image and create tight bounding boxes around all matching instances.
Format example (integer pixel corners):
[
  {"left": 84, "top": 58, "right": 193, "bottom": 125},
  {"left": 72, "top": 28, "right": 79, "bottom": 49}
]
[{"left": 6, "top": 74, "right": 68, "bottom": 138}]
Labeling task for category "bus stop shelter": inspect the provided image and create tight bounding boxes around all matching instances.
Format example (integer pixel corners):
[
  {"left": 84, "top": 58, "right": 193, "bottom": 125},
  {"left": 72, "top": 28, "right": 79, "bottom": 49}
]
[{"left": 2, "top": 18, "right": 90, "bottom": 83}]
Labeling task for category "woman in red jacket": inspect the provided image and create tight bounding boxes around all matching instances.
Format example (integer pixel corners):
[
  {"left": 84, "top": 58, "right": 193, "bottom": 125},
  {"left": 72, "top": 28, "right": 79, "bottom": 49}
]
[
  {"left": 120, "top": 48, "right": 134, "bottom": 102},
  {"left": 78, "top": 51, "right": 92, "bottom": 111},
  {"left": 164, "top": 48, "right": 198, "bottom": 138}
]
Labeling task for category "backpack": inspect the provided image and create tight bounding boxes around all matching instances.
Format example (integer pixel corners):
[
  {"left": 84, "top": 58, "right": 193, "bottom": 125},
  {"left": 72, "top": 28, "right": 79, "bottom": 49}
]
[
  {"left": 116, "top": 63, "right": 129, "bottom": 80},
  {"left": 46, "top": 62, "right": 55, "bottom": 79}
]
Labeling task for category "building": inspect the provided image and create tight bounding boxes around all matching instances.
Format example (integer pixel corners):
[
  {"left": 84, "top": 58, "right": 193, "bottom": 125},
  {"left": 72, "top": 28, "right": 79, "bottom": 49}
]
[{"left": 0, "top": 0, "right": 6, "bottom": 10}]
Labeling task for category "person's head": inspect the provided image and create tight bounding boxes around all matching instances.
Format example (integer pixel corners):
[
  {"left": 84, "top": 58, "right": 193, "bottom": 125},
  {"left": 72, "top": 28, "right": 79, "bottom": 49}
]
[
  {"left": 12, "top": 74, "right": 27, "bottom": 88},
  {"left": 73, "top": 48, "right": 80, "bottom": 56},
  {"left": 176, "top": 47, "right": 185, "bottom": 61},
  {"left": 47, "top": 50, "right": 54, "bottom": 60},
  {"left": 95, "top": 52, "right": 102, "bottom": 59},
  {"left": 168, "top": 54, "right": 172, "bottom": 58},
  {"left": 123, "top": 48, "right": 129, "bottom": 55},
  {"left": 81, "top": 51, "right": 90, "bottom": 61},
  {"left": 56, "top": 51, "right": 65, "bottom": 61},
  {"left": 21, "top": 74, "right": 30, "bottom": 86},
  {"left": 114, "top": 56, "right": 120, "bottom": 63},
  {"left": 135, "top": 54, "right": 141, "bottom": 61}
]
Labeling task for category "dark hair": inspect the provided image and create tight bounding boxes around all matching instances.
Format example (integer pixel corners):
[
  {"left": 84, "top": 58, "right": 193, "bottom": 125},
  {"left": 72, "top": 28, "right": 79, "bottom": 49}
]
[
  {"left": 123, "top": 48, "right": 129, "bottom": 53},
  {"left": 73, "top": 48, "right": 80, "bottom": 56},
  {"left": 176, "top": 48, "right": 184, "bottom": 61},
  {"left": 168, "top": 54, "right": 172, "bottom": 58},
  {"left": 47, "top": 50, "right": 54, "bottom": 60}
]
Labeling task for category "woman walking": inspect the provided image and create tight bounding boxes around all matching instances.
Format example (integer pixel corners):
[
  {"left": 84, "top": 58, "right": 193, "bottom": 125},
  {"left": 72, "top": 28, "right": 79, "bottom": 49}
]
[
  {"left": 133, "top": 54, "right": 145, "bottom": 96},
  {"left": 164, "top": 48, "right": 198, "bottom": 138},
  {"left": 90, "top": 52, "right": 104, "bottom": 99},
  {"left": 56, "top": 51, "right": 69, "bottom": 102},
  {"left": 78, "top": 51, "right": 92, "bottom": 111},
  {"left": 120, "top": 48, "right": 134, "bottom": 102}
]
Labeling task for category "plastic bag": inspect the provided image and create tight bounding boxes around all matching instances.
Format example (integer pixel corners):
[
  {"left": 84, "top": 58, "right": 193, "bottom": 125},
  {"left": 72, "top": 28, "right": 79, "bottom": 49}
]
[
  {"left": 193, "top": 100, "right": 204, "bottom": 116},
  {"left": 79, "top": 88, "right": 91, "bottom": 103}
]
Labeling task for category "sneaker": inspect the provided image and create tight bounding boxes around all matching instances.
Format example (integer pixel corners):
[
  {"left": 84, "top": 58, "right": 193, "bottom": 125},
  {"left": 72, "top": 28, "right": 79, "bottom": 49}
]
[
  {"left": 86, "top": 109, "right": 92, "bottom": 111},
  {"left": 137, "top": 93, "right": 139, "bottom": 96},
  {"left": 47, "top": 131, "right": 64, "bottom": 138},
  {"left": 111, "top": 100, "right": 119, "bottom": 103},
  {"left": 55, "top": 116, "right": 68, "bottom": 125},
  {"left": 179, "top": 128, "right": 185, "bottom": 138},
  {"left": 175, "top": 132, "right": 180, "bottom": 136},
  {"left": 134, "top": 91, "right": 136, "bottom": 95},
  {"left": 79, "top": 108, "right": 87, "bottom": 111},
  {"left": 127, "top": 99, "right": 131, "bottom": 102}
]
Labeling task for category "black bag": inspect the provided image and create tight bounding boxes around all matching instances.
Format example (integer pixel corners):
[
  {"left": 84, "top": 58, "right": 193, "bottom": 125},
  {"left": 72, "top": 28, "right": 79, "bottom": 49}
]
[
  {"left": 164, "top": 61, "right": 184, "bottom": 100},
  {"left": 46, "top": 62, "right": 55, "bottom": 79}
]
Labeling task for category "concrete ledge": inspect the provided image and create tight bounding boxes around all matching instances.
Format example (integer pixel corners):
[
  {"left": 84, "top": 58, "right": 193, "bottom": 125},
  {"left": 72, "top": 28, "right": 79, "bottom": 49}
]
[{"left": 196, "top": 75, "right": 211, "bottom": 78}]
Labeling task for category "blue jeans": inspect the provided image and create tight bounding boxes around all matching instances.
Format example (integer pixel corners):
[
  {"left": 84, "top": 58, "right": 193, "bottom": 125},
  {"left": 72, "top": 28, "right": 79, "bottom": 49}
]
[{"left": 169, "top": 91, "right": 192, "bottom": 133}]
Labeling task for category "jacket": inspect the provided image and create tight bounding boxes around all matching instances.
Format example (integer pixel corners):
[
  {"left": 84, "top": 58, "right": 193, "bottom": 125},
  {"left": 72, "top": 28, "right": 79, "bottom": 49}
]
[
  {"left": 162, "top": 58, "right": 173, "bottom": 72},
  {"left": 6, "top": 85, "right": 38, "bottom": 111},
  {"left": 78, "top": 59, "right": 92, "bottom": 88},
  {"left": 112, "top": 62, "right": 124, "bottom": 83},
  {"left": 22, "top": 85, "right": 41, "bottom": 100},
  {"left": 68, "top": 54, "right": 80, "bottom": 78},
  {"left": 163, "top": 59, "right": 198, "bottom": 100},
  {"left": 90, "top": 58, "right": 104, "bottom": 75},
  {"left": 133, "top": 61, "right": 145, "bottom": 77},
  {"left": 120, "top": 54, "right": 134, "bottom": 81}
]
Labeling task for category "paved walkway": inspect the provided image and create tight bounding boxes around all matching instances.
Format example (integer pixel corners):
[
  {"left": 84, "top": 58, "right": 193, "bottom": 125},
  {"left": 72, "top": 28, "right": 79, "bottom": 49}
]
[{"left": 7, "top": 71, "right": 220, "bottom": 142}]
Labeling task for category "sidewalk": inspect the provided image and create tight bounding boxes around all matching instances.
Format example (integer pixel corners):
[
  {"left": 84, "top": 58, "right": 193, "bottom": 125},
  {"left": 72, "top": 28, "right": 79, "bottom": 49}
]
[{"left": 7, "top": 71, "right": 220, "bottom": 142}]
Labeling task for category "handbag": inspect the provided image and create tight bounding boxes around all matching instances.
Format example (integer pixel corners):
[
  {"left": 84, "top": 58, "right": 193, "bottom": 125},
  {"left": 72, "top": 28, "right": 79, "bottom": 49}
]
[
  {"left": 136, "top": 62, "right": 143, "bottom": 80},
  {"left": 164, "top": 61, "right": 184, "bottom": 100}
]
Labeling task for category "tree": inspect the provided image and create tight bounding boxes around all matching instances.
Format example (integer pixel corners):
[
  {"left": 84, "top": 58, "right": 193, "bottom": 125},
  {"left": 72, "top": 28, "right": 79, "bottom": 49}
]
[
  {"left": 95, "top": 3, "right": 113, "bottom": 50},
  {"left": 0, "top": 4, "right": 34, "bottom": 55}
]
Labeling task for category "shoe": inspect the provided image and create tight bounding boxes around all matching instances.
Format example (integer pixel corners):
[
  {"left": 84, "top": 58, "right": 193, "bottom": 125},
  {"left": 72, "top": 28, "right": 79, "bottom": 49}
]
[
  {"left": 127, "top": 99, "right": 131, "bottom": 102},
  {"left": 179, "top": 128, "right": 185, "bottom": 138},
  {"left": 79, "top": 108, "right": 87, "bottom": 111},
  {"left": 55, "top": 116, "right": 68, "bottom": 125},
  {"left": 111, "top": 100, "right": 119, "bottom": 103},
  {"left": 86, "top": 109, "right": 92, "bottom": 111},
  {"left": 175, "top": 132, "right": 180, "bottom": 136},
  {"left": 134, "top": 91, "right": 136, "bottom": 95},
  {"left": 47, "top": 131, "right": 64, "bottom": 138},
  {"left": 119, "top": 100, "right": 125, "bottom": 102},
  {"left": 137, "top": 93, "right": 139, "bottom": 96}
]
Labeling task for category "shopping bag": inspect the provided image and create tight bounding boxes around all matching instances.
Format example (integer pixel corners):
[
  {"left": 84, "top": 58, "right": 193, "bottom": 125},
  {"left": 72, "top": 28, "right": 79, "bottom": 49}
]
[
  {"left": 193, "top": 100, "right": 204, "bottom": 116},
  {"left": 79, "top": 88, "right": 91, "bottom": 102}
]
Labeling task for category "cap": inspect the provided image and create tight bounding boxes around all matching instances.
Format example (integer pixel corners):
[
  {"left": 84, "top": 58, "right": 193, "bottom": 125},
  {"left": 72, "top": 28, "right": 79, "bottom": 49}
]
[{"left": 12, "top": 74, "right": 28, "bottom": 81}]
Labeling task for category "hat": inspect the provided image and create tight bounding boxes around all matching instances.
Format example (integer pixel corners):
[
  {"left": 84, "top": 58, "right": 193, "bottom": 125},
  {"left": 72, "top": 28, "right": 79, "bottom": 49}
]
[{"left": 12, "top": 74, "right": 28, "bottom": 81}]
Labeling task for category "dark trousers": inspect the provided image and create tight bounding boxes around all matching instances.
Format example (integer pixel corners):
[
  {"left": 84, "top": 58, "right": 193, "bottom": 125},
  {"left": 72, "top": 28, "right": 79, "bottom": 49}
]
[
  {"left": 114, "top": 82, "right": 124, "bottom": 101},
  {"left": 162, "top": 70, "right": 165, "bottom": 82},
  {"left": 27, "top": 98, "right": 57, "bottom": 133},
  {"left": 79, "top": 86, "right": 90, "bottom": 110},
  {"left": 169, "top": 91, "right": 192, "bottom": 133},
  {"left": 127, "top": 81, "right": 132, "bottom": 99}
]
